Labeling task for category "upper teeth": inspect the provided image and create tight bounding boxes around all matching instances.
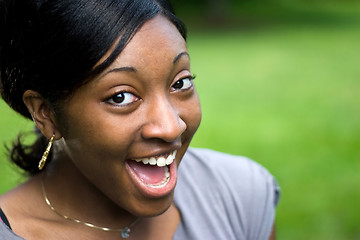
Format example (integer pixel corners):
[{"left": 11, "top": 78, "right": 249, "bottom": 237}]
[{"left": 134, "top": 150, "right": 177, "bottom": 167}]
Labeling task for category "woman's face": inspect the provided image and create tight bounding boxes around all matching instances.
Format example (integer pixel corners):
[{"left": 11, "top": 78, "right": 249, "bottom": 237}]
[{"left": 58, "top": 15, "right": 201, "bottom": 216}]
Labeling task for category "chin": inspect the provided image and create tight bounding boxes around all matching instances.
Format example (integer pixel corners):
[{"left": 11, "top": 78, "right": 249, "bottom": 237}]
[{"left": 129, "top": 192, "right": 175, "bottom": 218}]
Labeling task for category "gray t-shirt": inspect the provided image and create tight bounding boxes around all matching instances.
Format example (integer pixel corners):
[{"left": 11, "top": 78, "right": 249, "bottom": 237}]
[
  {"left": 173, "top": 148, "right": 280, "bottom": 240},
  {"left": 0, "top": 221, "right": 23, "bottom": 239},
  {"left": 0, "top": 148, "right": 280, "bottom": 239}
]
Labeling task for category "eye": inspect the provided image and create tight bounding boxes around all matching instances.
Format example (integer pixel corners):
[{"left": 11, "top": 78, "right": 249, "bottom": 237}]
[
  {"left": 171, "top": 75, "right": 195, "bottom": 92},
  {"left": 106, "top": 92, "right": 139, "bottom": 106}
]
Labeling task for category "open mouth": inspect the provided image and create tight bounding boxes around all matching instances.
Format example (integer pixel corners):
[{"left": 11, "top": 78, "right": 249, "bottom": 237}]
[{"left": 126, "top": 150, "right": 178, "bottom": 198}]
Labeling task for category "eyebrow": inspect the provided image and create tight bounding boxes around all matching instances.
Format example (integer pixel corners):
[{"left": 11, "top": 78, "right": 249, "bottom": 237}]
[
  {"left": 173, "top": 51, "right": 189, "bottom": 64},
  {"left": 101, "top": 51, "right": 189, "bottom": 78},
  {"left": 96, "top": 66, "right": 135, "bottom": 80},
  {"left": 103, "top": 66, "right": 136, "bottom": 76}
]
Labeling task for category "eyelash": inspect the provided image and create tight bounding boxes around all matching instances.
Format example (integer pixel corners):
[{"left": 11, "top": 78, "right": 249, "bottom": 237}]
[
  {"left": 170, "top": 75, "right": 196, "bottom": 92},
  {"left": 106, "top": 91, "right": 139, "bottom": 107}
]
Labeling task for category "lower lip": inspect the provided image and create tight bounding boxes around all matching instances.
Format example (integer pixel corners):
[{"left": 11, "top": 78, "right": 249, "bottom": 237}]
[{"left": 125, "top": 160, "right": 178, "bottom": 198}]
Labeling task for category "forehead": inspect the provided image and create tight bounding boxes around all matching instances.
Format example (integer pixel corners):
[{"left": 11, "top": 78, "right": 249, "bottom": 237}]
[{"left": 108, "top": 15, "right": 187, "bottom": 69}]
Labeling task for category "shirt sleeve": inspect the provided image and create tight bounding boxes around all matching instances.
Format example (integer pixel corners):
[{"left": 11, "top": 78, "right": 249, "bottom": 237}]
[{"left": 241, "top": 159, "right": 280, "bottom": 239}]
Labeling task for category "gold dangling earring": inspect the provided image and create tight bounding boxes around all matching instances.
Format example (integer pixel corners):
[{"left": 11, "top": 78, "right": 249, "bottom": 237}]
[{"left": 38, "top": 134, "right": 55, "bottom": 170}]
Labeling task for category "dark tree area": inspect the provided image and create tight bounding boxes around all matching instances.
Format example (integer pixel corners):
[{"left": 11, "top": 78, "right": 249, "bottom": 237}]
[{"left": 172, "top": 0, "right": 360, "bottom": 30}]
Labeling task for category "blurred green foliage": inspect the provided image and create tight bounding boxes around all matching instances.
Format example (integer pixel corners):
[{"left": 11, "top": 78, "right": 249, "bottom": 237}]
[
  {"left": 187, "top": 27, "right": 360, "bottom": 239},
  {"left": 1, "top": 1, "right": 360, "bottom": 239},
  {"left": 0, "top": 102, "right": 30, "bottom": 190}
]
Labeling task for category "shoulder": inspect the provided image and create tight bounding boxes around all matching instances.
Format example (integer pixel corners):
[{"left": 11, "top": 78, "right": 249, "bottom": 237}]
[
  {"left": 180, "top": 148, "right": 279, "bottom": 201},
  {"left": 174, "top": 148, "right": 280, "bottom": 240},
  {"left": 182, "top": 147, "right": 271, "bottom": 174},
  {"left": 0, "top": 176, "right": 52, "bottom": 240}
]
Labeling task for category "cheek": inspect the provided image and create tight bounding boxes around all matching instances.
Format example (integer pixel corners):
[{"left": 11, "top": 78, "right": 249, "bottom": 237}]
[
  {"left": 175, "top": 92, "right": 201, "bottom": 166},
  {"left": 61, "top": 108, "right": 135, "bottom": 162},
  {"left": 60, "top": 114, "right": 135, "bottom": 190},
  {"left": 181, "top": 91, "right": 202, "bottom": 137}
]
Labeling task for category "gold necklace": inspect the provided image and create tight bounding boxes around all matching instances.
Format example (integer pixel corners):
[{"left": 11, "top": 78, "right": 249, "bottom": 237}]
[{"left": 41, "top": 175, "right": 140, "bottom": 239}]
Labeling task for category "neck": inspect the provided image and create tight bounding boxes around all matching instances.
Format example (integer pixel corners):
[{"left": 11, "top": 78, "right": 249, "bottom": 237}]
[{"left": 44, "top": 154, "right": 136, "bottom": 229}]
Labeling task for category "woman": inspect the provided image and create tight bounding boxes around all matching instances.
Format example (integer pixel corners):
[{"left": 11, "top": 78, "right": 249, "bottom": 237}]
[{"left": 0, "top": 0, "right": 279, "bottom": 239}]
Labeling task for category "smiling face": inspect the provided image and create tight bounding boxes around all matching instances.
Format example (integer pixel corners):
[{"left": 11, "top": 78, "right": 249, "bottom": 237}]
[{"left": 56, "top": 15, "right": 201, "bottom": 216}]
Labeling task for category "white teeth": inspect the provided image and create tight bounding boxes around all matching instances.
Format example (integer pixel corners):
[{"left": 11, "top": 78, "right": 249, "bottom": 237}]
[
  {"left": 135, "top": 150, "right": 177, "bottom": 167},
  {"left": 142, "top": 158, "right": 149, "bottom": 164},
  {"left": 164, "top": 166, "right": 170, "bottom": 178},
  {"left": 149, "top": 157, "right": 157, "bottom": 165},
  {"left": 165, "top": 155, "right": 173, "bottom": 165},
  {"left": 165, "top": 150, "right": 176, "bottom": 165},
  {"left": 157, "top": 157, "right": 166, "bottom": 167}
]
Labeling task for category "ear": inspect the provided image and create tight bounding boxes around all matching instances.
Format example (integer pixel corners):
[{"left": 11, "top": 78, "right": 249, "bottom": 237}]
[{"left": 23, "top": 90, "right": 63, "bottom": 140}]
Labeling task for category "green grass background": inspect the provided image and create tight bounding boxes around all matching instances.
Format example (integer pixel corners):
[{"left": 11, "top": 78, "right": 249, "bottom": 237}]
[{"left": 1, "top": 2, "right": 360, "bottom": 239}]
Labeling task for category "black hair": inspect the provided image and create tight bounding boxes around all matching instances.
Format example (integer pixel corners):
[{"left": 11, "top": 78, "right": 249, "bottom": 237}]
[{"left": 0, "top": 0, "right": 187, "bottom": 175}]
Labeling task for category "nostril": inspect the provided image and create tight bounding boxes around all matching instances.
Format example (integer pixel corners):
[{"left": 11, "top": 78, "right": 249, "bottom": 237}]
[
  {"left": 141, "top": 113, "right": 186, "bottom": 142},
  {"left": 179, "top": 117, "right": 186, "bottom": 133}
]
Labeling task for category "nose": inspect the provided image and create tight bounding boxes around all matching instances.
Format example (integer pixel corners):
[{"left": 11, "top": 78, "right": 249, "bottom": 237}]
[{"left": 141, "top": 97, "right": 186, "bottom": 143}]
